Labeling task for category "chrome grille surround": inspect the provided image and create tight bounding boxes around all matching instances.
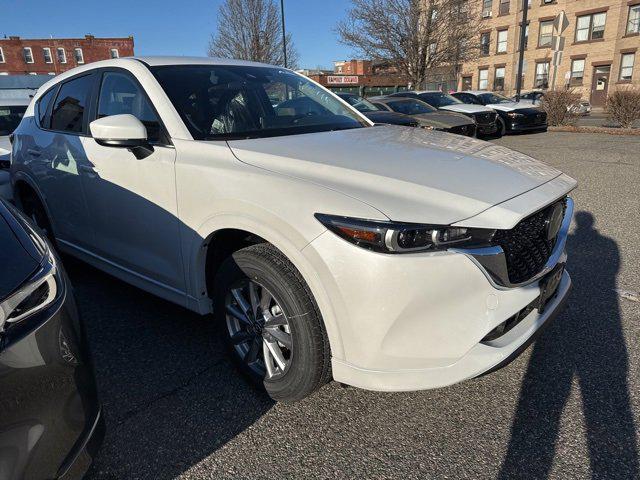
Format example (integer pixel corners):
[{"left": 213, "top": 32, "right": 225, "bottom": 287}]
[{"left": 451, "top": 197, "right": 573, "bottom": 289}]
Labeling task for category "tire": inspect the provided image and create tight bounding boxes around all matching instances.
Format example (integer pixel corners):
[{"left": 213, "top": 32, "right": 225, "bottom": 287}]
[
  {"left": 214, "top": 243, "right": 331, "bottom": 402},
  {"left": 20, "top": 191, "right": 56, "bottom": 247},
  {"left": 497, "top": 117, "right": 507, "bottom": 136}
]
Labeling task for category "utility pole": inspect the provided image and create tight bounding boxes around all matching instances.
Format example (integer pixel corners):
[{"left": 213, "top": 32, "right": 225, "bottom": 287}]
[
  {"left": 280, "top": 0, "right": 288, "bottom": 68},
  {"left": 515, "top": 0, "right": 529, "bottom": 101}
]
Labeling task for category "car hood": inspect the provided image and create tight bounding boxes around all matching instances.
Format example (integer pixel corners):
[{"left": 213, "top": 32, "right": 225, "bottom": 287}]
[
  {"left": 439, "top": 104, "right": 494, "bottom": 114},
  {"left": 363, "top": 111, "right": 417, "bottom": 126},
  {"left": 0, "top": 203, "right": 40, "bottom": 301},
  {"left": 412, "top": 111, "right": 473, "bottom": 128},
  {"left": 488, "top": 101, "right": 541, "bottom": 112},
  {"left": 226, "top": 126, "right": 563, "bottom": 225}
]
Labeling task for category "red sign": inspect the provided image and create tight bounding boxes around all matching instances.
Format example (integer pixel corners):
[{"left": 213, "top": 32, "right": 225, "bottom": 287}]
[{"left": 327, "top": 75, "right": 359, "bottom": 85}]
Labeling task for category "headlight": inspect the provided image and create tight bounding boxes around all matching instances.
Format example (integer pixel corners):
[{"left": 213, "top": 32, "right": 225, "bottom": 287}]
[
  {"left": 507, "top": 112, "right": 525, "bottom": 118},
  {"left": 315, "top": 214, "right": 495, "bottom": 253},
  {"left": 0, "top": 248, "right": 59, "bottom": 332},
  {"left": 421, "top": 125, "right": 434, "bottom": 130}
]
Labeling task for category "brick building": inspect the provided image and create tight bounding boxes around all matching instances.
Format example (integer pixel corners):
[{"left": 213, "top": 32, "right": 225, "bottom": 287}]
[
  {"left": 303, "top": 59, "right": 409, "bottom": 96},
  {"left": 457, "top": 0, "right": 640, "bottom": 106},
  {"left": 0, "top": 35, "right": 134, "bottom": 76}
]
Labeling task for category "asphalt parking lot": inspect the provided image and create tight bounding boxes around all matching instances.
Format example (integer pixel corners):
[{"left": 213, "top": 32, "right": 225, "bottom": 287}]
[{"left": 76, "top": 131, "right": 640, "bottom": 480}]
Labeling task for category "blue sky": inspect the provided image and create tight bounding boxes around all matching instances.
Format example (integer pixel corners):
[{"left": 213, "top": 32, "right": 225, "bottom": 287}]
[{"left": 2, "top": 0, "right": 354, "bottom": 69}]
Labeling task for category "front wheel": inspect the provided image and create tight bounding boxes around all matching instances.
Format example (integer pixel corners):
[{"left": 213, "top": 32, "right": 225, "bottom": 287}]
[
  {"left": 497, "top": 117, "right": 507, "bottom": 137},
  {"left": 214, "top": 244, "right": 331, "bottom": 402}
]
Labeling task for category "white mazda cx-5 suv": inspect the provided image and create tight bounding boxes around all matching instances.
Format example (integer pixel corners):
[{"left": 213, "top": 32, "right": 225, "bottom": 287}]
[{"left": 10, "top": 57, "right": 575, "bottom": 402}]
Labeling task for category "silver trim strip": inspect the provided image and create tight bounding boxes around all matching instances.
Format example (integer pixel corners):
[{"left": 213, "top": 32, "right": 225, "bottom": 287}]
[{"left": 452, "top": 197, "right": 574, "bottom": 289}]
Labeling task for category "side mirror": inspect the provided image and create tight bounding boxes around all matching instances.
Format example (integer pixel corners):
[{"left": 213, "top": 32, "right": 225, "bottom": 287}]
[{"left": 89, "top": 114, "right": 153, "bottom": 159}]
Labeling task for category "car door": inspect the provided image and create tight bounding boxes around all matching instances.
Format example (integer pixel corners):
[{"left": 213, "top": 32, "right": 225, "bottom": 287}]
[
  {"left": 79, "top": 68, "right": 185, "bottom": 292},
  {"left": 32, "top": 73, "right": 96, "bottom": 249}
]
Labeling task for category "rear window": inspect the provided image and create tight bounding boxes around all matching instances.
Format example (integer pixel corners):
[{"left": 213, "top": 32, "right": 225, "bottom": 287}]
[
  {"left": 50, "top": 74, "right": 94, "bottom": 133},
  {"left": 37, "top": 88, "right": 57, "bottom": 128},
  {"left": 0, "top": 105, "right": 27, "bottom": 136}
]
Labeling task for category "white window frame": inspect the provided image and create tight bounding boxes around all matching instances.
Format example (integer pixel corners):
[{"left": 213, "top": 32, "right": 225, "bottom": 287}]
[
  {"left": 497, "top": 29, "right": 508, "bottom": 53},
  {"left": 494, "top": 66, "right": 506, "bottom": 90},
  {"left": 110, "top": 48, "right": 119, "bottom": 59},
  {"left": 620, "top": 53, "right": 635, "bottom": 81},
  {"left": 74, "top": 48, "right": 84, "bottom": 64},
  {"left": 627, "top": 5, "right": 640, "bottom": 35},
  {"left": 23, "top": 47, "right": 34, "bottom": 64},
  {"left": 539, "top": 20, "right": 553, "bottom": 47},
  {"left": 576, "top": 12, "right": 607, "bottom": 42},
  {"left": 570, "top": 59, "right": 585, "bottom": 84},
  {"left": 535, "top": 61, "right": 550, "bottom": 88},
  {"left": 0, "top": 47, "right": 4, "bottom": 63},
  {"left": 43, "top": 47, "right": 53, "bottom": 64},
  {"left": 57, "top": 47, "right": 67, "bottom": 64},
  {"left": 478, "top": 68, "right": 489, "bottom": 89}
]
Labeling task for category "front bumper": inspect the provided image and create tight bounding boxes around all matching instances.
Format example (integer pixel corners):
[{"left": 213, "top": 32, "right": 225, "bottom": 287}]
[
  {"left": 0, "top": 265, "right": 102, "bottom": 480},
  {"left": 302, "top": 198, "right": 573, "bottom": 392},
  {"left": 477, "top": 122, "right": 498, "bottom": 135}
]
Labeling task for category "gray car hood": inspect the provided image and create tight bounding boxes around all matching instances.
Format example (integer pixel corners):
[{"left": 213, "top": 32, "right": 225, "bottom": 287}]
[
  {"left": 412, "top": 111, "right": 474, "bottom": 128},
  {"left": 227, "top": 126, "right": 562, "bottom": 225}
]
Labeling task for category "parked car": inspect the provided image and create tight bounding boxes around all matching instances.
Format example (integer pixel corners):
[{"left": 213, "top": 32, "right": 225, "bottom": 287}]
[
  {"left": 12, "top": 57, "right": 575, "bottom": 402},
  {"left": 335, "top": 93, "right": 419, "bottom": 127},
  {"left": 514, "top": 91, "right": 592, "bottom": 115},
  {"left": 369, "top": 96, "right": 476, "bottom": 137},
  {"left": 453, "top": 91, "right": 547, "bottom": 136},
  {"left": 387, "top": 90, "right": 499, "bottom": 136},
  {"left": 0, "top": 199, "right": 103, "bottom": 480},
  {"left": 0, "top": 99, "right": 29, "bottom": 201}
]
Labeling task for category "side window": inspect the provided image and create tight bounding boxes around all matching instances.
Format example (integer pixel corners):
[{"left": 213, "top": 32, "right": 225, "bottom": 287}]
[
  {"left": 97, "top": 72, "right": 162, "bottom": 143},
  {"left": 50, "top": 75, "right": 94, "bottom": 133},
  {"left": 37, "top": 87, "right": 56, "bottom": 128}
]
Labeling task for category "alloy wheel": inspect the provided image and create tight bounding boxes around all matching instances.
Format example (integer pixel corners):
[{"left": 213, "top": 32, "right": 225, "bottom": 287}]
[{"left": 224, "top": 279, "right": 293, "bottom": 380}]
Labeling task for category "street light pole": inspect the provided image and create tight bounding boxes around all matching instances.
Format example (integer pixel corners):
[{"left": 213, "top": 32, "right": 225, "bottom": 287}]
[
  {"left": 515, "top": 0, "right": 529, "bottom": 101},
  {"left": 280, "top": 0, "right": 288, "bottom": 68}
]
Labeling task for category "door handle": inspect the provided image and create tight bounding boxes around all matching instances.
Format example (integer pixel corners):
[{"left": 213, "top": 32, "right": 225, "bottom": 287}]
[{"left": 27, "top": 148, "right": 42, "bottom": 157}]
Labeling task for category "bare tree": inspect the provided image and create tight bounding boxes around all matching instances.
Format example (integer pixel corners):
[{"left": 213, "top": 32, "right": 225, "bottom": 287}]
[
  {"left": 337, "top": 0, "right": 481, "bottom": 89},
  {"left": 208, "top": 0, "right": 299, "bottom": 69}
]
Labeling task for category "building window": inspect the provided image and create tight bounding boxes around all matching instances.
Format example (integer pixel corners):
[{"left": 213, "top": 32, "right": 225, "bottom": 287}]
[
  {"left": 0, "top": 47, "right": 4, "bottom": 63},
  {"left": 494, "top": 67, "right": 506, "bottom": 90},
  {"left": 627, "top": 5, "right": 640, "bottom": 35},
  {"left": 499, "top": 0, "right": 509, "bottom": 15},
  {"left": 482, "top": 0, "right": 492, "bottom": 17},
  {"left": 576, "top": 12, "right": 606, "bottom": 42},
  {"left": 57, "top": 48, "right": 67, "bottom": 63},
  {"left": 620, "top": 53, "right": 635, "bottom": 80},
  {"left": 538, "top": 20, "right": 553, "bottom": 47},
  {"left": 570, "top": 59, "right": 585, "bottom": 85},
  {"left": 496, "top": 29, "right": 508, "bottom": 53},
  {"left": 110, "top": 48, "right": 120, "bottom": 59},
  {"left": 480, "top": 32, "right": 491, "bottom": 56},
  {"left": 479, "top": 68, "right": 489, "bottom": 89},
  {"left": 462, "top": 76, "right": 473, "bottom": 90},
  {"left": 23, "top": 47, "right": 34, "bottom": 64},
  {"left": 43, "top": 47, "right": 52, "bottom": 63},
  {"left": 535, "top": 61, "right": 549, "bottom": 88},
  {"left": 74, "top": 48, "right": 84, "bottom": 64}
]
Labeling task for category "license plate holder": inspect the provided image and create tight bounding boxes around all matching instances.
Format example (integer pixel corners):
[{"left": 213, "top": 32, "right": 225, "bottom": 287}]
[{"left": 538, "top": 264, "right": 565, "bottom": 313}]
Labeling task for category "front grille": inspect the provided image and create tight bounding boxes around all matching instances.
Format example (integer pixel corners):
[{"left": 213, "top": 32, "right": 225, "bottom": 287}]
[
  {"left": 474, "top": 111, "right": 497, "bottom": 125},
  {"left": 519, "top": 111, "right": 547, "bottom": 126},
  {"left": 449, "top": 124, "right": 476, "bottom": 137},
  {"left": 491, "top": 198, "right": 566, "bottom": 284}
]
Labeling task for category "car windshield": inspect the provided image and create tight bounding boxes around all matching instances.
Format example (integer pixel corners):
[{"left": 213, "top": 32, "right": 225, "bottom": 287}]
[
  {"left": 339, "top": 95, "right": 380, "bottom": 113},
  {"left": 0, "top": 105, "right": 27, "bottom": 136},
  {"left": 479, "top": 93, "right": 512, "bottom": 104},
  {"left": 151, "top": 65, "right": 368, "bottom": 140},
  {"left": 417, "top": 92, "right": 462, "bottom": 108},
  {"left": 386, "top": 99, "right": 436, "bottom": 115}
]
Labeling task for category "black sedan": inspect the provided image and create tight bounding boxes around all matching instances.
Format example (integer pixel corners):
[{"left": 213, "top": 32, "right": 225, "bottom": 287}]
[
  {"left": 452, "top": 91, "right": 548, "bottom": 135},
  {"left": 370, "top": 96, "right": 477, "bottom": 137},
  {"left": 0, "top": 200, "right": 103, "bottom": 480},
  {"left": 336, "top": 93, "right": 419, "bottom": 127}
]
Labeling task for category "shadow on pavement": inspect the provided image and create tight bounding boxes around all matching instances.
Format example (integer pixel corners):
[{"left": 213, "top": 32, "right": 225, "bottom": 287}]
[
  {"left": 499, "top": 211, "right": 639, "bottom": 479},
  {"left": 64, "top": 257, "right": 274, "bottom": 480}
]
